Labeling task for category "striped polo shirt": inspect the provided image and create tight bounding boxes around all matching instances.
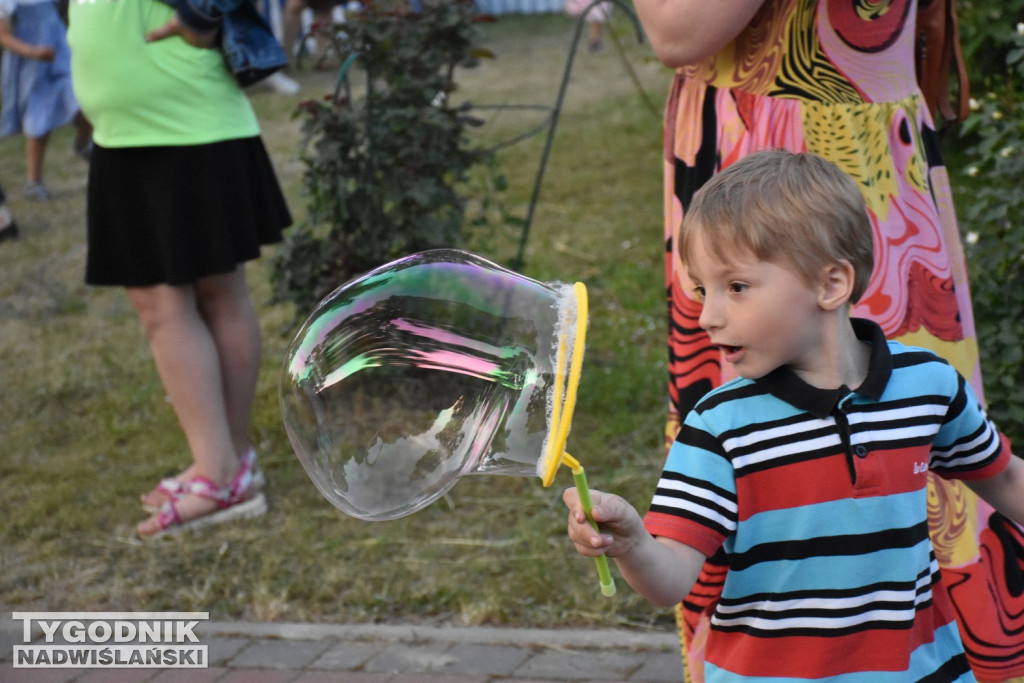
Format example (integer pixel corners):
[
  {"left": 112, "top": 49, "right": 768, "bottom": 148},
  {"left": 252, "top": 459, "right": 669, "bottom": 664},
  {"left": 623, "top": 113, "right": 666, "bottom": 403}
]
[{"left": 644, "top": 319, "right": 1010, "bottom": 682}]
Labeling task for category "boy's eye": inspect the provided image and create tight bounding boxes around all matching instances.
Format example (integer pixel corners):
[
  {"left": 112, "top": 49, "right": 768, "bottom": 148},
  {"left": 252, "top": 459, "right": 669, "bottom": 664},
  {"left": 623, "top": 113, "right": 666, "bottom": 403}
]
[
  {"left": 729, "top": 282, "right": 748, "bottom": 294},
  {"left": 692, "top": 285, "right": 706, "bottom": 302}
]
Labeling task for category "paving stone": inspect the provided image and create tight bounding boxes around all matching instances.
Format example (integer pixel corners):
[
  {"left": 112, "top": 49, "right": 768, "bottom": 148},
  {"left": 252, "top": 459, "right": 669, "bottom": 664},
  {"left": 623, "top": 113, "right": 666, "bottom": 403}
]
[
  {"left": 515, "top": 647, "right": 651, "bottom": 681},
  {"left": 629, "top": 652, "right": 684, "bottom": 682},
  {"left": 310, "top": 641, "right": 381, "bottom": 670},
  {"left": 205, "top": 636, "right": 249, "bottom": 667},
  {"left": 75, "top": 667, "right": 158, "bottom": 682},
  {"left": 229, "top": 639, "right": 332, "bottom": 670},
  {"left": 149, "top": 666, "right": 230, "bottom": 682},
  {"left": 2, "top": 667, "right": 80, "bottom": 683},
  {"left": 363, "top": 642, "right": 459, "bottom": 675},
  {"left": 218, "top": 669, "right": 296, "bottom": 683},
  {"left": 435, "top": 643, "right": 531, "bottom": 676},
  {"left": 388, "top": 675, "right": 489, "bottom": 683},
  {"left": 0, "top": 627, "right": 21, "bottom": 664},
  {"left": 295, "top": 672, "right": 392, "bottom": 683}
]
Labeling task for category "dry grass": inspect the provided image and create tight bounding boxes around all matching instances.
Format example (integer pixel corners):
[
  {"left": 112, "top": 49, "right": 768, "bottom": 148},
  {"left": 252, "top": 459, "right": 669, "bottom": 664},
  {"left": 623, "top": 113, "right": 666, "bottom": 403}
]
[{"left": 0, "top": 13, "right": 677, "bottom": 630}]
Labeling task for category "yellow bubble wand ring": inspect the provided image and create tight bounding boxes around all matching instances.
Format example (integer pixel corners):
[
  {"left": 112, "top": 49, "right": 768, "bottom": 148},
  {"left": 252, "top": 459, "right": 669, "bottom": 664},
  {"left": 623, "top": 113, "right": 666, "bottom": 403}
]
[{"left": 540, "top": 282, "right": 616, "bottom": 597}]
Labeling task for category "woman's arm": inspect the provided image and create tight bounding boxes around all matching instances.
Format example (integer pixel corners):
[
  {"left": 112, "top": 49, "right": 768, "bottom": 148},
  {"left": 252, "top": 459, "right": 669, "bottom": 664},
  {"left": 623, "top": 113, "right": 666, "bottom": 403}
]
[
  {"left": 632, "top": 0, "right": 767, "bottom": 68},
  {"left": 145, "top": 0, "right": 248, "bottom": 46},
  {"left": 145, "top": 13, "right": 217, "bottom": 48}
]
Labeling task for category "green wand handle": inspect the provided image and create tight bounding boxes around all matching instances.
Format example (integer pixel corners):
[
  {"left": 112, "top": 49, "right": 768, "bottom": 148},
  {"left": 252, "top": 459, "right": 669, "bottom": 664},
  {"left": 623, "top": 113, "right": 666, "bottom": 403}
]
[{"left": 571, "top": 463, "right": 616, "bottom": 597}]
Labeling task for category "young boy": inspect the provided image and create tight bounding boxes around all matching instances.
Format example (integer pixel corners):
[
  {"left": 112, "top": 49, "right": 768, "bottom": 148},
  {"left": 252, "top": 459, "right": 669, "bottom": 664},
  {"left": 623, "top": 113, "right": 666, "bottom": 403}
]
[{"left": 564, "top": 150, "right": 1022, "bottom": 682}]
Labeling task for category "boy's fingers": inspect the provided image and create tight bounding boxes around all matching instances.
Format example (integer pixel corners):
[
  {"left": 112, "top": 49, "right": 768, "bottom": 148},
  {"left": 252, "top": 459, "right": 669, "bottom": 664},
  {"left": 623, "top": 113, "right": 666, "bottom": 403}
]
[
  {"left": 564, "top": 487, "right": 617, "bottom": 554},
  {"left": 563, "top": 488, "right": 588, "bottom": 518},
  {"left": 561, "top": 487, "right": 580, "bottom": 506}
]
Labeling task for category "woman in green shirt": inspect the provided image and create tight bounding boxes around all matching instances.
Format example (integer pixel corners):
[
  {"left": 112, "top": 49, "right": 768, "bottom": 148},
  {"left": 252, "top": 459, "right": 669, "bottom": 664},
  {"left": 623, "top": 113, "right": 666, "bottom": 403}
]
[{"left": 67, "top": 3, "right": 291, "bottom": 538}]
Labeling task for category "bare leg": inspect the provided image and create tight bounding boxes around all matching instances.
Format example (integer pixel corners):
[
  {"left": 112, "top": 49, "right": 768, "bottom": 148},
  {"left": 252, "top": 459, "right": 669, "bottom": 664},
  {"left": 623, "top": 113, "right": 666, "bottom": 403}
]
[
  {"left": 129, "top": 278, "right": 246, "bottom": 536},
  {"left": 588, "top": 21, "right": 603, "bottom": 51},
  {"left": 73, "top": 112, "right": 93, "bottom": 151},
  {"left": 136, "top": 268, "right": 262, "bottom": 512},
  {"left": 282, "top": 0, "right": 305, "bottom": 65},
  {"left": 312, "top": 8, "right": 333, "bottom": 61},
  {"left": 194, "top": 267, "right": 261, "bottom": 456},
  {"left": 25, "top": 135, "right": 47, "bottom": 184}
]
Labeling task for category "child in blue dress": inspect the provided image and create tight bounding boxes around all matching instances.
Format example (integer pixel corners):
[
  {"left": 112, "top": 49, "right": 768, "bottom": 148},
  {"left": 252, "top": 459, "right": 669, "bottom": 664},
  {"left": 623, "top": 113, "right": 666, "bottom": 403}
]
[{"left": 0, "top": 0, "right": 91, "bottom": 200}]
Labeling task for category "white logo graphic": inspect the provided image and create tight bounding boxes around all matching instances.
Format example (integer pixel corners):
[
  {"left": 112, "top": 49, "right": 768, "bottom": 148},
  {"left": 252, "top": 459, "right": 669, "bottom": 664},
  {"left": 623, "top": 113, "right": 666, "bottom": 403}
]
[
  {"left": 913, "top": 461, "right": 929, "bottom": 474},
  {"left": 12, "top": 612, "right": 209, "bottom": 668}
]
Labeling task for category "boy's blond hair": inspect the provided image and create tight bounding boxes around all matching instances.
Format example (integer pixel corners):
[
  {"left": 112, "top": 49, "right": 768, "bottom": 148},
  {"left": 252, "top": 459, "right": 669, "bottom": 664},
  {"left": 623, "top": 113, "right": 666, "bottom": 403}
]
[{"left": 680, "top": 150, "right": 875, "bottom": 303}]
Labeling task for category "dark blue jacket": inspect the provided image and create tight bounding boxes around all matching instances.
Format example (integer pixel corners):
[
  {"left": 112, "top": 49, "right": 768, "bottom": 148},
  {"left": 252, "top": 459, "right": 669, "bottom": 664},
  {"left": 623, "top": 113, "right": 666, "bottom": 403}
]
[{"left": 156, "top": 0, "right": 288, "bottom": 86}]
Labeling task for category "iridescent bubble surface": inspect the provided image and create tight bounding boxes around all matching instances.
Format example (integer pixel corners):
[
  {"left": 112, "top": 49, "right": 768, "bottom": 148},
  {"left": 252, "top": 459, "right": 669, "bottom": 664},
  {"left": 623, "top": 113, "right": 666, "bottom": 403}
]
[{"left": 280, "top": 249, "right": 577, "bottom": 521}]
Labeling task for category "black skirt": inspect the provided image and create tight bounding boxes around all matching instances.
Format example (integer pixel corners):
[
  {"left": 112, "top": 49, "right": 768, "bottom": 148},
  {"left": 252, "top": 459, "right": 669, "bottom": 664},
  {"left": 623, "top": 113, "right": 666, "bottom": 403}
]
[{"left": 85, "top": 137, "right": 292, "bottom": 287}]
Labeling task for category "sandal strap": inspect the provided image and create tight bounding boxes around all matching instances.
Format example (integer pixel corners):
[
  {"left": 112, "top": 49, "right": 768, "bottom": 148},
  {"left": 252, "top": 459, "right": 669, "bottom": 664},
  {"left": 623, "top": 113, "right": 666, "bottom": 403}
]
[
  {"left": 228, "top": 447, "right": 259, "bottom": 505},
  {"left": 183, "top": 476, "right": 234, "bottom": 508},
  {"left": 155, "top": 499, "right": 184, "bottom": 529},
  {"left": 148, "top": 472, "right": 255, "bottom": 537},
  {"left": 156, "top": 477, "right": 184, "bottom": 497},
  {"left": 152, "top": 480, "right": 214, "bottom": 532},
  {"left": 151, "top": 453, "right": 259, "bottom": 536}
]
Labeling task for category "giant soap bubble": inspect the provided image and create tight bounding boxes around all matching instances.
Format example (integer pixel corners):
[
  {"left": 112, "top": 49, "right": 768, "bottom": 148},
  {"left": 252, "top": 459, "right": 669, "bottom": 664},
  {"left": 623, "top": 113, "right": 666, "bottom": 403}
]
[{"left": 280, "top": 249, "right": 586, "bottom": 522}]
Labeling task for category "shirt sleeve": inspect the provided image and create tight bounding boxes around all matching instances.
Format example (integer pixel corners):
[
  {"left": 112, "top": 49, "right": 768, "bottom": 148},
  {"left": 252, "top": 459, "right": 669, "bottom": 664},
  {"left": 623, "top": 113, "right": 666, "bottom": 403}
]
[
  {"left": 643, "top": 415, "right": 737, "bottom": 558},
  {"left": 931, "top": 370, "right": 1012, "bottom": 481}
]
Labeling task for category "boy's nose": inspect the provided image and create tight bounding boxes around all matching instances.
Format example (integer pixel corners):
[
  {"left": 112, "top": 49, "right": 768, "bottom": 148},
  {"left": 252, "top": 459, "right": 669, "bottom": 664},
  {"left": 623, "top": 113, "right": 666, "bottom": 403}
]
[{"left": 698, "top": 296, "right": 720, "bottom": 331}]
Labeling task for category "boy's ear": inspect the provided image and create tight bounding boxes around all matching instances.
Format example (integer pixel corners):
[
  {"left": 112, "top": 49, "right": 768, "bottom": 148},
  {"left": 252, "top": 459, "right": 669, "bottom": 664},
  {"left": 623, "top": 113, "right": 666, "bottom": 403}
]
[{"left": 818, "top": 261, "right": 855, "bottom": 311}]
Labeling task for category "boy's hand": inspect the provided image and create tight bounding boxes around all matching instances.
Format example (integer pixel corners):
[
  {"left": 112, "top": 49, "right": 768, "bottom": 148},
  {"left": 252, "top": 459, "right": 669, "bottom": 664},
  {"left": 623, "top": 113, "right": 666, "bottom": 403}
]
[
  {"left": 563, "top": 487, "right": 644, "bottom": 559},
  {"left": 31, "top": 45, "right": 56, "bottom": 62},
  {"left": 564, "top": 486, "right": 709, "bottom": 606},
  {"left": 145, "top": 15, "right": 218, "bottom": 48}
]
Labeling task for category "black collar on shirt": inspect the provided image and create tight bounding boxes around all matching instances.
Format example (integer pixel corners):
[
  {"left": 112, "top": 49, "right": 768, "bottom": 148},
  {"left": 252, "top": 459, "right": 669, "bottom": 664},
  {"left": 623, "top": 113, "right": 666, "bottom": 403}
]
[{"left": 752, "top": 318, "right": 892, "bottom": 419}]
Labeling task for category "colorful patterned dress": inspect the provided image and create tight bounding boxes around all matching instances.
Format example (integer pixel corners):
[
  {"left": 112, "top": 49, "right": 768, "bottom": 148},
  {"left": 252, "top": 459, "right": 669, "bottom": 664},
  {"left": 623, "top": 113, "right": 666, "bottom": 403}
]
[{"left": 660, "top": 0, "right": 1024, "bottom": 680}]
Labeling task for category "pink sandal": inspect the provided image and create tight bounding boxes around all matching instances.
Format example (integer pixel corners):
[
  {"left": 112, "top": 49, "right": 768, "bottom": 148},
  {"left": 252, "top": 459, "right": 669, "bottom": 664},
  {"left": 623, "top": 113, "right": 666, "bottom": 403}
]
[
  {"left": 141, "top": 448, "right": 265, "bottom": 513},
  {"left": 141, "top": 477, "right": 185, "bottom": 514},
  {"left": 138, "top": 449, "right": 267, "bottom": 539}
]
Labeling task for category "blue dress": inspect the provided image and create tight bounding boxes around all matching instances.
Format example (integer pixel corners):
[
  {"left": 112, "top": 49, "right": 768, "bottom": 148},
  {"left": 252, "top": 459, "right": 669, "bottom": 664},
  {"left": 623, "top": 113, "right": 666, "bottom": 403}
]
[{"left": 0, "top": 0, "right": 78, "bottom": 138}]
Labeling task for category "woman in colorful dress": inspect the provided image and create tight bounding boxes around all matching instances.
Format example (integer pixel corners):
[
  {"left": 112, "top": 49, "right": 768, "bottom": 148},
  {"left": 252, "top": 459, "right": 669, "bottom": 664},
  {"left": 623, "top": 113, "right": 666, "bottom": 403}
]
[{"left": 631, "top": 0, "right": 1024, "bottom": 679}]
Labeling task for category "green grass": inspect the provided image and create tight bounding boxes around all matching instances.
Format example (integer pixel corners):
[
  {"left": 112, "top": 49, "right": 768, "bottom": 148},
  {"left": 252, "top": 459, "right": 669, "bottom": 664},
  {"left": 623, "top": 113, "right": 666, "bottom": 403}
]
[{"left": 0, "top": 14, "right": 679, "bottom": 629}]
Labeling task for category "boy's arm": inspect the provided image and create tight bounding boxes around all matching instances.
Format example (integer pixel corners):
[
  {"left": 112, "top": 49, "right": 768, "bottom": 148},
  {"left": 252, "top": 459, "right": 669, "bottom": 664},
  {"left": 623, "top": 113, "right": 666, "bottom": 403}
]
[
  {"left": 563, "top": 488, "right": 707, "bottom": 606},
  {"left": 966, "top": 454, "right": 1024, "bottom": 526},
  {"left": 0, "top": 19, "right": 56, "bottom": 60}
]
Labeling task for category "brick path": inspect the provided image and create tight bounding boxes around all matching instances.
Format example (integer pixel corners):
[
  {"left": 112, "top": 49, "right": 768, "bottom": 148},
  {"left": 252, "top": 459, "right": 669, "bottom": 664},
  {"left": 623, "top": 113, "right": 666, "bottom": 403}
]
[{"left": 3, "top": 619, "right": 684, "bottom": 682}]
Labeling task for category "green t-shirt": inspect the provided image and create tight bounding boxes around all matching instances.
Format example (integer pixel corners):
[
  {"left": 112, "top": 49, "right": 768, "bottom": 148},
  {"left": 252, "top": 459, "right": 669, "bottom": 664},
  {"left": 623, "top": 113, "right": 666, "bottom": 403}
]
[{"left": 67, "top": 0, "right": 259, "bottom": 148}]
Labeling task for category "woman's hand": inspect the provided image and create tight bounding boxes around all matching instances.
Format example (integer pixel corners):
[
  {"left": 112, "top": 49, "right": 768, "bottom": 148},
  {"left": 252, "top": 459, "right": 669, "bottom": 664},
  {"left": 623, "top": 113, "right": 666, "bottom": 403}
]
[{"left": 145, "top": 15, "right": 218, "bottom": 48}]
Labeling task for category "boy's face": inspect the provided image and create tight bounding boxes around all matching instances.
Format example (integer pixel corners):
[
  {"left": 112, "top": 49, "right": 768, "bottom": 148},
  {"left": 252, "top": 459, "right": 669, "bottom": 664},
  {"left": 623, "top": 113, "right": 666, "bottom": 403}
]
[{"left": 686, "top": 229, "right": 826, "bottom": 382}]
